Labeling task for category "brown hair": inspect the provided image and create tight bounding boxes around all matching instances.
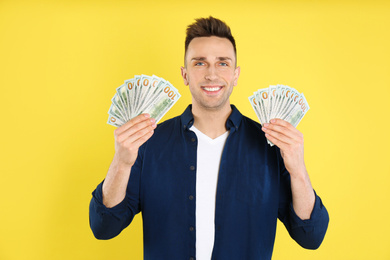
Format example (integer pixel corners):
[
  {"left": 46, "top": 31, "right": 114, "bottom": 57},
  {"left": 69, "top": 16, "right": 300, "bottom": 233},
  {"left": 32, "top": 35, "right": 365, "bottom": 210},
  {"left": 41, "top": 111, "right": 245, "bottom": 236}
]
[{"left": 184, "top": 16, "right": 236, "bottom": 65}]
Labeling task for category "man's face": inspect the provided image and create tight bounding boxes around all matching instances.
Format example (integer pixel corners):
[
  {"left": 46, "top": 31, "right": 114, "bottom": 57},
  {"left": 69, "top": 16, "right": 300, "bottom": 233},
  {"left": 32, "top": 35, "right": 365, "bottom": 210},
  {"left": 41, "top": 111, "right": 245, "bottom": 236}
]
[{"left": 181, "top": 36, "right": 240, "bottom": 112}]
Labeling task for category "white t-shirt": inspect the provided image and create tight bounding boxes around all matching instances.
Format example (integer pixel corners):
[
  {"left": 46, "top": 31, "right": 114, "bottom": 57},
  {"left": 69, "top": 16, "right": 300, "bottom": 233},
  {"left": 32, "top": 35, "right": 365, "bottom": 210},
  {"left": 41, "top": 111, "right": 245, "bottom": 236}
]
[{"left": 190, "top": 125, "right": 229, "bottom": 260}]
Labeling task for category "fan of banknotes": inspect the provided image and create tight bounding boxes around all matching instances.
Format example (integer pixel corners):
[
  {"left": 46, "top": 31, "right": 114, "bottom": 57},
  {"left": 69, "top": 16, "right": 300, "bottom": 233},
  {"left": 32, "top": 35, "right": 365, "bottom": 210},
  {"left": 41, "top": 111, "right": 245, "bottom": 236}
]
[
  {"left": 248, "top": 85, "right": 309, "bottom": 145},
  {"left": 107, "top": 75, "right": 181, "bottom": 127}
]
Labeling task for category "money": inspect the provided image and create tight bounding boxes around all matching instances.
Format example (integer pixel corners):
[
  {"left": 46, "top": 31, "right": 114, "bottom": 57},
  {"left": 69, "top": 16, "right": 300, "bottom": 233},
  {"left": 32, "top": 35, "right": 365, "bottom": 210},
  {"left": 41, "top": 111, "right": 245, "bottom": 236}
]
[
  {"left": 107, "top": 74, "right": 181, "bottom": 127},
  {"left": 249, "top": 85, "right": 309, "bottom": 146}
]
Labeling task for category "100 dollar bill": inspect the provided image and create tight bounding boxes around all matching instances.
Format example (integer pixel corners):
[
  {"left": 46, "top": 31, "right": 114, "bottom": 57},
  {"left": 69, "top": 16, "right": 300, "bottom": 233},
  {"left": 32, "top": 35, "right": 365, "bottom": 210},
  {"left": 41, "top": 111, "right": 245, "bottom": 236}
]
[{"left": 107, "top": 75, "right": 181, "bottom": 127}]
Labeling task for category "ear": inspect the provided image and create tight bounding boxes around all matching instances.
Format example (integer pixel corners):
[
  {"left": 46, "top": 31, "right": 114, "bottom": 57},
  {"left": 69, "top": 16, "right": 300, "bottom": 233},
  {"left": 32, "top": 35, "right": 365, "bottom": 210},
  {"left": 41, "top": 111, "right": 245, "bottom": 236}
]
[
  {"left": 233, "top": 66, "right": 240, "bottom": 86},
  {"left": 181, "top": 66, "right": 189, "bottom": 86}
]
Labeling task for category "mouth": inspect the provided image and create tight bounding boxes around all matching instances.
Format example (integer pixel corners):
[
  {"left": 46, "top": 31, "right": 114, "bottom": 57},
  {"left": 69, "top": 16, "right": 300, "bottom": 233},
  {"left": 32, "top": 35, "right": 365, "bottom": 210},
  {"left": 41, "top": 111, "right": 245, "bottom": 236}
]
[{"left": 201, "top": 85, "right": 223, "bottom": 94}]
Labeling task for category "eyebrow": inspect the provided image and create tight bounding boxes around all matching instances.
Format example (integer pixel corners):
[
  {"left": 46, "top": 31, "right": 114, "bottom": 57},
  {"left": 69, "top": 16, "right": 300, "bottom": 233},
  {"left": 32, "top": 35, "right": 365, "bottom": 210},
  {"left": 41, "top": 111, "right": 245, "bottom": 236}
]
[
  {"left": 217, "top": 57, "right": 233, "bottom": 61},
  {"left": 191, "top": 57, "right": 206, "bottom": 61},
  {"left": 191, "top": 57, "right": 233, "bottom": 62}
]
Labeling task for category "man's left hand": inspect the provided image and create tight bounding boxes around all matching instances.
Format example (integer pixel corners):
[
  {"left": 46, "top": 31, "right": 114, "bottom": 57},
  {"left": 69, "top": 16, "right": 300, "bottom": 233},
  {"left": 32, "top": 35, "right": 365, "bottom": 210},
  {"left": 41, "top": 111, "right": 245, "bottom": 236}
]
[{"left": 262, "top": 119, "right": 306, "bottom": 177}]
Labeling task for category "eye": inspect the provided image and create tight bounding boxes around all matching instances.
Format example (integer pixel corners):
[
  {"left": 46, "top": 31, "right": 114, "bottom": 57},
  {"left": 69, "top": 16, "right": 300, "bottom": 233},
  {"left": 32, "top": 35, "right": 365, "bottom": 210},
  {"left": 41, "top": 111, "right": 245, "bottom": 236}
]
[
  {"left": 219, "top": 62, "right": 228, "bottom": 66},
  {"left": 195, "top": 62, "right": 204, "bottom": 66}
]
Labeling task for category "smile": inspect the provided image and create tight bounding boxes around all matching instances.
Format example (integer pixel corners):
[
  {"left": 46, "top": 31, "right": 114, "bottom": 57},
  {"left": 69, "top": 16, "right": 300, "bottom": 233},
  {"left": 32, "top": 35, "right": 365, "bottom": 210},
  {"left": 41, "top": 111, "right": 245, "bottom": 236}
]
[{"left": 202, "top": 86, "right": 223, "bottom": 92}]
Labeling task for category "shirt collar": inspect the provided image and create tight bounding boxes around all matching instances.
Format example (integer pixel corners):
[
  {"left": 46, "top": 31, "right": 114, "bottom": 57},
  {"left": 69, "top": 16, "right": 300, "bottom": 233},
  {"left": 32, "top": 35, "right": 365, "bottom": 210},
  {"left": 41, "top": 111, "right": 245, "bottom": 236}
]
[{"left": 180, "top": 104, "right": 243, "bottom": 131}]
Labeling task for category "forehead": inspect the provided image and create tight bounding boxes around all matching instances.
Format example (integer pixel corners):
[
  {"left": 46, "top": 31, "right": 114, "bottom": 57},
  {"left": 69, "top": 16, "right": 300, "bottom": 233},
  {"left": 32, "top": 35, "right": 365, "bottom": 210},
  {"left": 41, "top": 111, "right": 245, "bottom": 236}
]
[{"left": 186, "top": 36, "right": 236, "bottom": 61}]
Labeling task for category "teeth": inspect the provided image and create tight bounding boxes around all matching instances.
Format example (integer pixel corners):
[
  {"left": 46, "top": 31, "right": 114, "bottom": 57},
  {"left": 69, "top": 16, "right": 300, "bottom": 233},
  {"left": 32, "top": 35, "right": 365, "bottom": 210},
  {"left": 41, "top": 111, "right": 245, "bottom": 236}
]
[{"left": 204, "top": 87, "right": 221, "bottom": 91}]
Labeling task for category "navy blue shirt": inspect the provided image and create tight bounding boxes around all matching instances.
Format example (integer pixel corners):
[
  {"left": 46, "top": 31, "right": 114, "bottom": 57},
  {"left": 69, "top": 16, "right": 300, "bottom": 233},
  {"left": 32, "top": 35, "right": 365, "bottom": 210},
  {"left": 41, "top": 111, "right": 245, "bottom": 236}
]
[{"left": 89, "top": 105, "right": 329, "bottom": 260}]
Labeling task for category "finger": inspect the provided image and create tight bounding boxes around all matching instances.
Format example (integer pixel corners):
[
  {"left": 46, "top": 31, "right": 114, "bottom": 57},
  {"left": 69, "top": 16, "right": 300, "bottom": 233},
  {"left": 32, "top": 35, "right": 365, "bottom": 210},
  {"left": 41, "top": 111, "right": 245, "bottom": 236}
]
[
  {"left": 117, "top": 117, "right": 156, "bottom": 143},
  {"left": 115, "top": 113, "right": 152, "bottom": 135},
  {"left": 263, "top": 121, "right": 301, "bottom": 141},
  {"left": 265, "top": 132, "right": 289, "bottom": 150},
  {"left": 263, "top": 127, "right": 293, "bottom": 145},
  {"left": 128, "top": 128, "right": 155, "bottom": 149},
  {"left": 269, "top": 119, "right": 301, "bottom": 135},
  {"left": 269, "top": 118, "right": 294, "bottom": 129},
  {"left": 262, "top": 123, "right": 294, "bottom": 141},
  {"left": 262, "top": 122, "right": 288, "bottom": 134},
  {"left": 124, "top": 122, "right": 156, "bottom": 144}
]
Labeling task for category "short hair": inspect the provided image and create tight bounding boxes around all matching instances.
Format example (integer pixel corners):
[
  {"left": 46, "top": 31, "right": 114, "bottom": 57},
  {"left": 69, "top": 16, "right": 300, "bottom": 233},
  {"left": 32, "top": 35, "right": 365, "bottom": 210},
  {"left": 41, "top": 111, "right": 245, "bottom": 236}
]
[{"left": 184, "top": 16, "right": 237, "bottom": 65}]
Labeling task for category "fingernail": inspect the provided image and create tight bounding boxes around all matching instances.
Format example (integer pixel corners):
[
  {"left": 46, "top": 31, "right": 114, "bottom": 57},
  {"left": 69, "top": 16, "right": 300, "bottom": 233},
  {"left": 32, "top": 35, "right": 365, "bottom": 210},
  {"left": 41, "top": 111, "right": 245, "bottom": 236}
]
[
  {"left": 144, "top": 113, "right": 150, "bottom": 118},
  {"left": 263, "top": 123, "right": 269, "bottom": 127},
  {"left": 270, "top": 119, "right": 275, "bottom": 123}
]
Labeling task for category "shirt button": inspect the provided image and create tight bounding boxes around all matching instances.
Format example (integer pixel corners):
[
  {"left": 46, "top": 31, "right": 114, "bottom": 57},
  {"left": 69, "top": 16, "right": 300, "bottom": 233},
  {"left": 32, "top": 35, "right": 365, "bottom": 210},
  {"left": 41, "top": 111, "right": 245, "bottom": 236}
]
[
  {"left": 189, "top": 195, "right": 194, "bottom": 200},
  {"left": 190, "top": 258, "right": 194, "bottom": 260},
  {"left": 189, "top": 226, "right": 194, "bottom": 231},
  {"left": 190, "top": 165, "right": 195, "bottom": 171},
  {"left": 191, "top": 138, "right": 196, "bottom": 142}
]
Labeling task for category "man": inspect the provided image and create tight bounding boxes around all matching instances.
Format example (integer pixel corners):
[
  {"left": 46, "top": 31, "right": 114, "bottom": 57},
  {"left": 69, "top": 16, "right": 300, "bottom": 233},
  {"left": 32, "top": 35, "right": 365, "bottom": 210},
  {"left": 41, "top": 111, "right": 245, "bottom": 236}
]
[{"left": 89, "top": 16, "right": 329, "bottom": 260}]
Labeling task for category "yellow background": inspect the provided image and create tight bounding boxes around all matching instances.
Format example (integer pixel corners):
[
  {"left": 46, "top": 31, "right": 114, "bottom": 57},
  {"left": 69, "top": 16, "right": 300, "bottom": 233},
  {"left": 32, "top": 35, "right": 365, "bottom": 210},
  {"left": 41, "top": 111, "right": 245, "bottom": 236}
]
[{"left": 1, "top": 0, "right": 389, "bottom": 259}]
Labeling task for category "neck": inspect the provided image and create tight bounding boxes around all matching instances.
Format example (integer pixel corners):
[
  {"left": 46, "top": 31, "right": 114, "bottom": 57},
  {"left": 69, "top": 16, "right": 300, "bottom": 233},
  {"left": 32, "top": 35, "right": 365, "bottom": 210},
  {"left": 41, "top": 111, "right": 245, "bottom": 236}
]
[{"left": 191, "top": 103, "right": 232, "bottom": 139}]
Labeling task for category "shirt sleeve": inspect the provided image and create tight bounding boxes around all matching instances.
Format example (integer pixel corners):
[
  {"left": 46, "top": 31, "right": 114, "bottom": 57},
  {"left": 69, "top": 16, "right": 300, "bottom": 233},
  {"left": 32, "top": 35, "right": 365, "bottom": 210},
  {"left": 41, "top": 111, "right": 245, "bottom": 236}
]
[
  {"left": 89, "top": 148, "right": 144, "bottom": 240},
  {"left": 277, "top": 153, "right": 329, "bottom": 249}
]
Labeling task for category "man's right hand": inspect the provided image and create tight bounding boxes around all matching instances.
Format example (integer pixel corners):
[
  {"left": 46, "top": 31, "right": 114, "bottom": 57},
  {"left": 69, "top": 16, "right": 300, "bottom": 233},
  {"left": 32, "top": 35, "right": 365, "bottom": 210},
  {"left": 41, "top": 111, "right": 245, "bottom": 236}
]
[
  {"left": 102, "top": 114, "right": 156, "bottom": 208},
  {"left": 113, "top": 113, "right": 156, "bottom": 167}
]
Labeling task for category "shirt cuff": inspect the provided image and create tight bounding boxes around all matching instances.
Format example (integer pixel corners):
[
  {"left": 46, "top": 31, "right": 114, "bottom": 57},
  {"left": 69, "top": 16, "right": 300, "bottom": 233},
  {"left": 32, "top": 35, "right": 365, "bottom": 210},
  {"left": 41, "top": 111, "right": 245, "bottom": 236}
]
[
  {"left": 288, "top": 190, "right": 326, "bottom": 232},
  {"left": 91, "top": 181, "right": 128, "bottom": 217}
]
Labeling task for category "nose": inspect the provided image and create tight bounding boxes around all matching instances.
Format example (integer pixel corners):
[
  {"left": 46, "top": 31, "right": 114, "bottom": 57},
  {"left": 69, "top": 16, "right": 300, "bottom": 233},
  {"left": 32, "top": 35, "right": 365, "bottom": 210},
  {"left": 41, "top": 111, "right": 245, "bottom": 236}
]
[{"left": 204, "top": 66, "right": 218, "bottom": 81}]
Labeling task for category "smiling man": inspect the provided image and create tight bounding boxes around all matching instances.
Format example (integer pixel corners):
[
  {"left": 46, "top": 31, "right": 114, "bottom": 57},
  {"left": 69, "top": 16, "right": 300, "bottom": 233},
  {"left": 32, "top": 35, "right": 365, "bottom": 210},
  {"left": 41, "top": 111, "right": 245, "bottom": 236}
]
[
  {"left": 183, "top": 36, "right": 239, "bottom": 112},
  {"left": 89, "top": 16, "right": 329, "bottom": 260}
]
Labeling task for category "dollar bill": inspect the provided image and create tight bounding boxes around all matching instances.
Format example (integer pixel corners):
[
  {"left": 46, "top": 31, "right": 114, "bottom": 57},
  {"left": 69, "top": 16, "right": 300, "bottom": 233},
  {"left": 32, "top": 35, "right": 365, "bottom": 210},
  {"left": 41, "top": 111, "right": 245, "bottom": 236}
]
[
  {"left": 107, "top": 114, "right": 124, "bottom": 127},
  {"left": 124, "top": 78, "right": 136, "bottom": 118},
  {"left": 111, "top": 92, "right": 128, "bottom": 121},
  {"left": 143, "top": 81, "right": 181, "bottom": 122},
  {"left": 107, "top": 74, "right": 181, "bottom": 127},
  {"left": 116, "top": 84, "right": 130, "bottom": 119},
  {"left": 249, "top": 84, "right": 309, "bottom": 146},
  {"left": 248, "top": 94, "right": 263, "bottom": 124}
]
